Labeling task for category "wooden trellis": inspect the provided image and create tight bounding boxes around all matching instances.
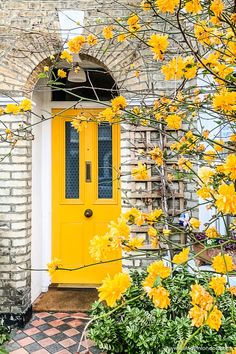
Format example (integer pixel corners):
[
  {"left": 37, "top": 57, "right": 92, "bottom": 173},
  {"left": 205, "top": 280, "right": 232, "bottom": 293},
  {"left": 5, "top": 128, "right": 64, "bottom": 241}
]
[{"left": 128, "top": 125, "right": 186, "bottom": 246}]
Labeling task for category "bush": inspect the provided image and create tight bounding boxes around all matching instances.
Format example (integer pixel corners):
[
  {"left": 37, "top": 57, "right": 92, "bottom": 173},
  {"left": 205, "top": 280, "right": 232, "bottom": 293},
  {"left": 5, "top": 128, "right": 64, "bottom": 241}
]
[{"left": 89, "top": 269, "right": 236, "bottom": 354}]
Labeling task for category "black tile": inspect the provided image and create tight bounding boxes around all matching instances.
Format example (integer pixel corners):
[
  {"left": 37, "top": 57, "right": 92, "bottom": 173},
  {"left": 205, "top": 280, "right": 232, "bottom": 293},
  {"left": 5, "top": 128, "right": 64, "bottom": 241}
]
[
  {"left": 12, "top": 331, "right": 27, "bottom": 340},
  {"left": 24, "top": 342, "right": 42, "bottom": 352},
  {"left": 46, "top": 342, "right": 64, "bottom": 353},
  {"left": 71, "top": 333, "right": 82, "bottom": 342},
  {"left": 56, "top": 324, "right": 71, "bottom": 332},
  {"left": 90, "top": 346, "right": 103, "bottom": 354},
  {"left": 50, "top": 332, "right": 68, "bottom": 342},
  {"left": 37, "top": 323, "right": 52, "bottom": 331},
  {"left": 31, "top": 331, "right": 48, "bottom": 341},
  {"left": 68, "top": 343, "right": 80, "bottom": 353},
  {"left": 43, "top": 315, "right": 57, "bottom": 323},
  {"left": 5, "top": 341, "right": 20, "bottom": 351}
]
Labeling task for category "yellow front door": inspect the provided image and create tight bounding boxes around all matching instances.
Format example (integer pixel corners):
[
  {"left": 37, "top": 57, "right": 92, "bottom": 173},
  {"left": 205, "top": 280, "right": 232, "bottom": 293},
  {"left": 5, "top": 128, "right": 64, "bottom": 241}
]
[{"left": 52, "top": 108, "right": 121, "bottom": 284}]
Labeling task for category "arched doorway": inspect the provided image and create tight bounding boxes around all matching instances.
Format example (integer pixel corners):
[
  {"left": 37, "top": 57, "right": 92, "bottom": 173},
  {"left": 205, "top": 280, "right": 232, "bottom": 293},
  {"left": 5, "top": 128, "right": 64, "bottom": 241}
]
[{"left": 31, "top": 56, "right": 121, "bottom": 298}]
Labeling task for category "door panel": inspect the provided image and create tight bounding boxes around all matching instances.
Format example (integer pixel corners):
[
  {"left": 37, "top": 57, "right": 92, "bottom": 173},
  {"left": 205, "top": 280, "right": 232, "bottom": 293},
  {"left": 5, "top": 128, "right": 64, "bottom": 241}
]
[{"left": 52, "top": 109, "right": 121, "bottom": 284}]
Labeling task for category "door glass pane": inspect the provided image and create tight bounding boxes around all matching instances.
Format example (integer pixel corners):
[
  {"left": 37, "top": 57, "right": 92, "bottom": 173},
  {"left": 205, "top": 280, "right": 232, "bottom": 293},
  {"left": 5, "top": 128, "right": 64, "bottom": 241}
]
[
  {"left": 98, "top": 123, "right": 113, "bottom": 199},
  {"left": 65, "top": 122, "right": 79, "bottom": 199}
]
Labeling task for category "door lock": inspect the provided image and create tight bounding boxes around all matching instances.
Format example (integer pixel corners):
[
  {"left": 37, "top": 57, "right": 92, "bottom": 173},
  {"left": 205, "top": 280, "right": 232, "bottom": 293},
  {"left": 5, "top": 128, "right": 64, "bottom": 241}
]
[{"left": 84, "top": 209, "right": 93, "bottom": 218}]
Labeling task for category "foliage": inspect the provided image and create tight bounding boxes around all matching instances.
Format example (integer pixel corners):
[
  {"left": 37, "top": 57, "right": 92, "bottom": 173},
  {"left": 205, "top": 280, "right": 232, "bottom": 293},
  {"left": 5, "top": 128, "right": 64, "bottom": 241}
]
[
  {"left": 0, "top": 323, "right": 10, "bottom": 354},
  {"left": 89, "top": 270, "right": 236, "bottom": 354}
]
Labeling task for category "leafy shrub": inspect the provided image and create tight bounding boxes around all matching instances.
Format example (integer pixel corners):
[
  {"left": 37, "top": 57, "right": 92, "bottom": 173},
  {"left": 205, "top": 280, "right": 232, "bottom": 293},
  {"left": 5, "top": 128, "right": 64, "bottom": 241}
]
[{"left": 89, "top": 269, "right": 236, "bottom": 354}]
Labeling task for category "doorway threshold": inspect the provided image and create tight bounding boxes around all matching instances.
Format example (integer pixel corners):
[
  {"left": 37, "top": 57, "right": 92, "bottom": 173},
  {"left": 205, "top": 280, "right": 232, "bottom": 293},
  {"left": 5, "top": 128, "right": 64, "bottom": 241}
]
[{"left": 56, "top": 283, "right": 100, "bottom": 289}]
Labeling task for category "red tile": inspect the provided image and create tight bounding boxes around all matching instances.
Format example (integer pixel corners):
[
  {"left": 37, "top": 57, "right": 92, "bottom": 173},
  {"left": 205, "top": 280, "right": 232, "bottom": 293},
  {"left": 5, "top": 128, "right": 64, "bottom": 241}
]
[
  {"left": 56, "top": 350, "right": 72, "bottom": 354},
  {"left": 54, "top": 312, "right": 69, "bottom": 319},
  {"left": 24, "top": 327, "right": 40, "bottom": 335},
  {"left": 31, "top": 319, "right": 46, "bottom": 327},
  {"left": 35, "top": 312, "right": 50, "bottom": 319},
  {"left": 68, "top": 319, "right": 83, "bottom": 327},
  {"left": 17, "top": 336, "right": 35, "bottom": 346},
  {"left": 43, "top": 328, "right": 60, "bottom": 336},
  {"left": 59, "top": 338, "right": 76, "bottom": 348},
  {"left": 38, "top": 337, "right": 55, "bottom": 347},
  {"left": 81, "top": 339, "right": 95, "bottom": 348},
  {"left": 49, "top": 319, "right": 65, "bottom": 327},
  {"left": 64, "top": 328, "right": 79, "bottom": 337},
  {"left": 10, "top": 349, "right": 28, "bottom": 354},
  {"left": 31, "top": 349, "right": 50, "bottom": 354}
]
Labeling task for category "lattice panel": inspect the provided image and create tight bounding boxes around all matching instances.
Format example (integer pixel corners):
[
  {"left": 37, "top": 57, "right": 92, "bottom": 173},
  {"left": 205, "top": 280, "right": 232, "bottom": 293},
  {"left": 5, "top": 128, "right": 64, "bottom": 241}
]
[{"left": 128, "top": 125, "right": 186, "bottom": 245}]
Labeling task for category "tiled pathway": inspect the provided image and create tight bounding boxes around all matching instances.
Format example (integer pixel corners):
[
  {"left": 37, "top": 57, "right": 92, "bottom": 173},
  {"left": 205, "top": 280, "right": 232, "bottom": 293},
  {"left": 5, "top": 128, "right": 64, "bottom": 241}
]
[{"left": 6, "top": 312, "right": 102, "bottom": 354}]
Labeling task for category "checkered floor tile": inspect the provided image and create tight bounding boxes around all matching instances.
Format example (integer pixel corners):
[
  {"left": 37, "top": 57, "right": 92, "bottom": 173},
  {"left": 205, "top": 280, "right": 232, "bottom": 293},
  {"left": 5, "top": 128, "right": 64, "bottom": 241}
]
[{"left": 6, "top": 312, "right": 103, "bottom": 354}]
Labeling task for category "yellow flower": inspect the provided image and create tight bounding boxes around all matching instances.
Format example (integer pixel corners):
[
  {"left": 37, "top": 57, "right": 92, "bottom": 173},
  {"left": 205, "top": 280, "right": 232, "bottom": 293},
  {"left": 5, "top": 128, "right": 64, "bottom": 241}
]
[
  {"left": 131, "top": 162, "right": 149, "bottom": 180},
  {"left": 127, "top": 14, "right": 140, "bottom": 32},
  {"left": 189, "top": 218, "right": 201, "bottom": 229},
  {"left": 111, "top": 95, "right": 127, "bottom": 112},
  {"left": 163, "top": 228, "right": 171, "bottom": 236},
  {"left": 209, "top": 276, "right": 226, "bottom": 296},
  {"left": 189, "top": 305, "right": 207, "bottom": 327},
  {"left": 146, "top": 209, "right": 163, "bottom": 223},
  {"left": 173, "top": 248, "right": 190, "bottom": 264},
  {"left": 117, "top": 33, "right": 126, "bottom": 42},
  {"left": 166, "top": 114, "right": 182, "bottom": 129},
  {"left": 185, "top": 0, "right": 202, "bottom": 13},
  {"left": 162, "top": 56, "right": 197, "bottom": 80},
  {"left": 215, "top": 183, "right": 236, "bottom": 214},
  {"left": 109, "top": 217, "right": 130, "bottom": 240},
  {"left": 89, "top": 233, "right": 112, "bottom": 261},
  {"left": 47, "top": 258, "right": 62, "bottom": 275},
  {"left": 197, "top": 186, "right": 213, "bottom": 199},
  {"left": 226, "top": 349, "right": 236, "bottom": 354},
  {"left": 230, "top": 134, "right": 236, "bottom": 143},
  {"left": 148, "top": 227, "right": 158, "bottom": 237},
  {"left": 198, "top": 167, "right": 214, "bottom": 183},
  {"left": 213, "top": 139, "right": 224, "bottom": 152},
  {"left": 123, "top": 237, "right": 144, "bottom": 251},
  {"left": 68, "top": 35, "right": 86, "bottom": 53},
  {"left": 213, "top": 89, "right": 236, "bottom": 112},
  {"left": 147, "top": 260, "right": 171, "bottom": 279},
  {"left": 71, "top": 117, "right": 87, "bottom": 132},
  {"left": 19, "top": 98, "right": 32, "bottom": 111},
  {"left": 141, "top": 0, "right": 151, "bottom": 10},
  {"left": 206, "top": 306, "right": 222, "bottom": 331},
  {"left": 98, "top": 108, "right": 116, "bottom": 123},
  {"left": 190, "top": 283, "right": 213, "bottom": 311},
  {"left": 194, "top": 21, "right": 212, "bottom": 46},
  {"left": 223, "top": 154, "right": 236, "bottom": 180},
  {"left": 147, "top": 285, "right": 170, "bottom": 308},
  {"left": 147, "top": 34, "right": 169, "bottom": 61},
  {"left": 60, "top": 50, "right": 73, "bottom": 63},
  {"left": 123, "top": 208, "right": 142, "bottom": 223},
  {"left": 204, "top": 150, "right": 216, "bottom": 162},
  {"left": 155, "top": 0, "right": 180, "bottom": 13},
  {"left": 212, "top": 253, "right": 234, "bottom": 274},
  {"left": 205, "top": 227, "right": 219, "bottom": 239},
  {"left": 228, "top": 287, "right": 236, "bottom": 296},
  {"left": 87, "top": 34, "right": 97, "bottom": 45},
  {"left": 210, "top": 0, "right": 224, "bottom": 17},
  {"left": 98, "top": 272, "right": 131, "bottom": 307},
  {"left": 148, "top": 147, "right": 163, "bottom": 166},
  {"left": 57, "top": 69, "right": 67, "bottom": 78},
  {"left": 178, "top": 157, "right": 192, "bottom": 171},
  {"left": 44, "top": 66, "right": 49, "bottom": 72},
  {"left": 102, "top": 26, "right": 113, "bottom": 39},
  {"left": 5, "top": 103, "right": 20, "bottom": 115}
]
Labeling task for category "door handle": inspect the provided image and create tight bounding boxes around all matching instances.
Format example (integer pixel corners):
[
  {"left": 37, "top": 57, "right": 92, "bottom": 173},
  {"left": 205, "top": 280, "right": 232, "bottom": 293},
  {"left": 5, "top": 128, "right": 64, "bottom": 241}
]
[
  {"left": 85, "top": 161, "right": 92, "bottom": 182},
  {"left": 84, "top": 209, "right": 93, "bottom": 218}
]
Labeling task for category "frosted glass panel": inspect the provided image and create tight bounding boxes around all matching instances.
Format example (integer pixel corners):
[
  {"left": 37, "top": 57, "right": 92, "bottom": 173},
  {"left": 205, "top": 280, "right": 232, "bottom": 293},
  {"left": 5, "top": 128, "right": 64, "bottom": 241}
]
[
  {"left": 65, "top": 122, "right": 79, "bottom": 198},
  {"left": 98, "top": 124, "right": 112, "bottom": 199}
]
